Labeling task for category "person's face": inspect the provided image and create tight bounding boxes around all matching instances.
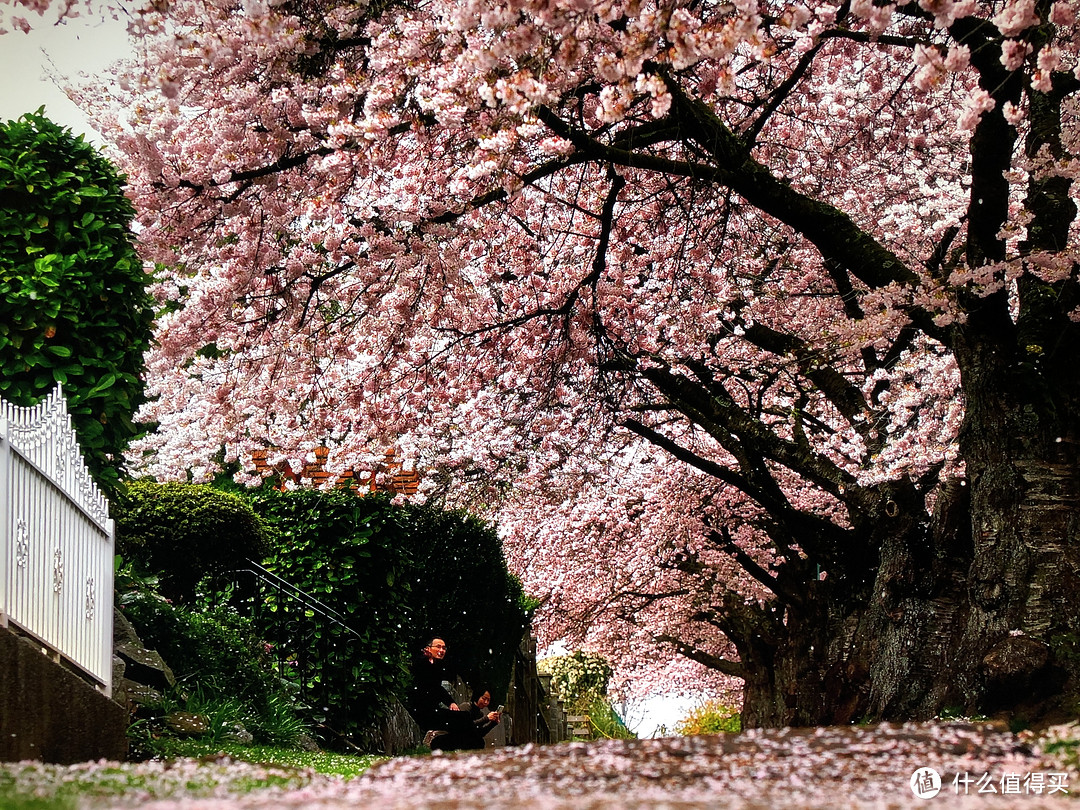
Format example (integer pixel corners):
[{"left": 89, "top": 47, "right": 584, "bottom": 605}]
[
  {"left": 426, "top": 639, "right": 447, "bottom": 660},
  {"left": 476, "top": 691, "right": 491, "bottom": 709}
]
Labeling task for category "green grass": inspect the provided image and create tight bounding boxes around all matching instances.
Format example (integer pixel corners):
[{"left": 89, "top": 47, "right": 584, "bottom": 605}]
[
  {"left": 0, "top": 792, "right": 75, "bottom": 810},
  {"left": 146, "top": 739, "right": 386, "bottom": 776},
  {"left": 1036, "top": 722, "right": 1080, "bottom": 773},
  {"left": 0, "top": 743, "right": 384, "bottom": 807}
]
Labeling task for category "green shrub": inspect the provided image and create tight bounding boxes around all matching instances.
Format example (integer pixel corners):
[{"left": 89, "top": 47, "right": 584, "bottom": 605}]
[
  {"left": 675, "top": 699, "right": 741, "bottom": 735},
  {"left": 113, "top": 481, "right": 270, "bottom": 604},
  {"left": 539, "top": 651, "right": 613, "bottom": 714},
  {"left": 248, "top": 693, "right": 310, "bottom": 748},
  {"left": 248, "top": 489, "right": 414, "bottom": 741},
  {"left": 0, "top": 111, "right": 154, "bottom": 496},
  {"left": 116, "top": 481, "right": 529, "bottom": 750},
  {"left": 397, "top": 502, "right": 529, "bottom": 702},
  {"left": 584, "top": 695, "right": 636, "bottom": 740},
  {"left": 0, "top": 792, "right": 73, "bottom": 810},
  {"left": 122, "top": 594, "right": 280, "bottom": 705},
  {"left": 539, "top": 651, "right": 634, "bottom": 740},
  {"left": 240, "top": 489, "right": 530, "bottom": 742},
  {"left": 120, "top": 592, "right": 306, "bottom": 756}
]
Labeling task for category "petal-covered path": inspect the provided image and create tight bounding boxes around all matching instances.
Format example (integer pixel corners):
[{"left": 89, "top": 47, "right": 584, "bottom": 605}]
[
  {"left": 7, "top": 722, "right": 1079, "bottom": 809},
  {"left": 327, "top": 722, "right": 1075, "bottom": 809}
]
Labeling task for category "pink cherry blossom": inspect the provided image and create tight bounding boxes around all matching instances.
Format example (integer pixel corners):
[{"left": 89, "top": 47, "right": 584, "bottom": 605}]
[{"left": 12, "top": 0, "right": 1076, "bottom": 711}]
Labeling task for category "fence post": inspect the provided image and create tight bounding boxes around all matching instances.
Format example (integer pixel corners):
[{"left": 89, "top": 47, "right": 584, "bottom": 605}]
[
  {"left": 0, "top": 411, "right": 9, "bottom": 630},
  {"left": 100, "top": 515, "right": 115, "bottom": 697}
]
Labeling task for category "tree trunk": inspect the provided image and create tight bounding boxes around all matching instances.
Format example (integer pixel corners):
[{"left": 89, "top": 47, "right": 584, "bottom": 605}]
[{"left": 736, "top": 365, "right": 1080, "bottom": 728}]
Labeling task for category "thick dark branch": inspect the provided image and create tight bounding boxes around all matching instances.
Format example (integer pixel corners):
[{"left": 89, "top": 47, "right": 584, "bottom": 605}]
[
  {"left": 621, "top": 414, "right": 851, "bottom": 558},
  {"left": 735, "top": 321, "right": 871, "bottom": 425},
  {"left": 607, "top": 118, "right": 687, "bottom": 152},
  {"left": 955, "top": 17, "right": 1022, "bottom": 272},
  {"left": 707, "top": 526, "right": 804, "bottom": 609},
  {"left": 162, "top": 147, "right": 334, "bottom": 193},
  {"left": 658, "top": 84, "right": 921, "bottom": 291},
  {"left": 621, "top": 416, "right": 753, "bottom": 492},
  {"left": 436, "top": 170, "right": 625, "bottom": 342},
  {"left": 653, "top": 633, "right": 746, "bottom": 678},
  {"left": 816, "top": 29, "right": 925, "bottom": 49},
  {"left": 743, "top": 42, "right": 825, "bottom": 145},
  {"left": 925, "top": 225, "right": 961, "bottom": 283},
  {"left": 428, "top": 153, "right": 591, "bottom": 226},
  {"left": 536, "top": 97, "right": 947, "bottom": 344},
  {"left": 537, "top": 104, "right": 725, "bottom": 181},
  {"left": 632, "top": 357, "right": 865, "bottom": 505}
]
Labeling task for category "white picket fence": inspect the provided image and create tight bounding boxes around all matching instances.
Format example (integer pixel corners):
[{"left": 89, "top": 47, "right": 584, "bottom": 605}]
[{"left": 0, "top": 385, "right": 114, "bottom": 696}]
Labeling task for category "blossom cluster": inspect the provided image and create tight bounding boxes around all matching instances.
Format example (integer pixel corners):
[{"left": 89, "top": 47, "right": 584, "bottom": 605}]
[{"left": 16, "top": 0, "right": 1073, "bottom": 696}]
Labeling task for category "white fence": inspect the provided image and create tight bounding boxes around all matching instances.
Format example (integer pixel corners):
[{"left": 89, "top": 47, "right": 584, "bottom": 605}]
[{"left": 0, "top": 385, "right": 114, "bottom": 695}]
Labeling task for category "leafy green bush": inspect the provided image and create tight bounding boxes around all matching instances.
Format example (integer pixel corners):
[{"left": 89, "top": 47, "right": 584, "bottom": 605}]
[
  {"left": 113, "top": 481, "right": 270, "bottom": 604},
  {"left": 120, "top": 592, "right": 307, "bottom": 757},
  {"left": 584, "top": 695, "right": 636, "bottom": 740},
  {"left": 539, "top": 651, "right": 613, "bottom": 714},
  {"left": 244, "top": 489, "right": 530, "bottom": 742},
  {"left": 0, "top": 111, "right": 154, "bottom": 495},
  {"left": 397, "top": 502, "right": 529, "bottom": 702},
  {"left": 114, "top": 480, "right": 528, "bottom": 749},
  {"left": 675, "top": 699, "right": 742, "bottom": 735},
  {"left": 122, "top": 594, "right": 282, "bottom": 706},
  {"left": 248, "top": 489, "right": 414, "bottom": 741},
  {"left": 248, "top": 693, "right": 311, "bottom": 748},
  {"left": 539, "top": 651, "right": 635, "bottom": 740}
]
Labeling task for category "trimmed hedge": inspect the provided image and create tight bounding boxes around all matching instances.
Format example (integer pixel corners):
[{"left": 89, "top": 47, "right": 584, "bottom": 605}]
[
  {"left": 248, "top": 489, "right": 529, "bottom": 735},
  {"left": 114, "top": 481, "right": 270, "bottom": 604},
  {"left": 115, "top": 482, "right": 529, "bottom": 744},
  {"left": 398, "top": 502, "right": 528, "bottom": 703},
  {"left": 248, "top": 488, "right": 414, "bottom": 739}
]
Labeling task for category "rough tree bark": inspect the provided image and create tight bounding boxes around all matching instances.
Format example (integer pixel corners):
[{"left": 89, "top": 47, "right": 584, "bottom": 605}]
[{"left": 702, "top": 39, "right": 1080, "bottom": 727}]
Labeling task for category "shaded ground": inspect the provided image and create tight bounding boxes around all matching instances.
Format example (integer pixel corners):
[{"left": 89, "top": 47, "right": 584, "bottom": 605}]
[{"left": 6, "top": 722, "right": 1079, "bottom": 808}]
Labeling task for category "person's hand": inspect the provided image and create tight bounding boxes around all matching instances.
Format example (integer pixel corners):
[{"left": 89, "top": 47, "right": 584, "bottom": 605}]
[
  {"left": 450, "top": 703, "right": 459, "bottom": 711},
  {"left": 487, "top": 711, "right": 499, "bottom": 722}
]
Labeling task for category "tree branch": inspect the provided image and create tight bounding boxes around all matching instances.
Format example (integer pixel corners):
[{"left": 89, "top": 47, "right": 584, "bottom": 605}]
[
  {"left": 706, "top": 526, "right": 805, "bottom": 610},
  {"left": 653, "top": 633, "right": 746, "bottom": 678}
]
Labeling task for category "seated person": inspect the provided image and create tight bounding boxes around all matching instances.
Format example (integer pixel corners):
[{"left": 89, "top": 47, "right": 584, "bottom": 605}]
[
  {"left": 405, "top": 636, "right": 476, "bottom": 750},
  {"left": 457, "top": 686, "right": 502, "bottom": 749}
]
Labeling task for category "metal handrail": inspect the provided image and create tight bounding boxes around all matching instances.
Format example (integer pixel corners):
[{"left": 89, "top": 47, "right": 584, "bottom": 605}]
[
  {"left": 224, "top": 560, "right": 367, "bottom": 739},
  {"left": 229, "top": 559, "right": 363, "bottom": 639}
]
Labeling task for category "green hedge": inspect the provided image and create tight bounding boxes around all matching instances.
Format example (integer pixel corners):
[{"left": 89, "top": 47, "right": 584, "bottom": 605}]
[
  {"left": 115, "top": 482, "right": 529, "bottom": 744},
  {"left": 248, "top": 489, "right": 529, "bottom": 733},
  {"left": 114, "top": 481, "right": 270, "bottom": 604},
  {"left": 398, "top": 502, "right": 528, "bottom": 703},
  {"left": 248, "top": 488, "right": 414, "bottom": 739}
]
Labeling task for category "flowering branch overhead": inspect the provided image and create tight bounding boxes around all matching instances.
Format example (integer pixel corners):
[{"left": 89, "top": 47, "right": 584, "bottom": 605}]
[{"left": 30, "top": 0, "right": 1080, "bottom": 714}]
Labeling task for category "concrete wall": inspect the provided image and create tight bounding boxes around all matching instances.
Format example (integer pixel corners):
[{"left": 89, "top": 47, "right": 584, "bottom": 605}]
[{"left": 0, "top": 628, "right": 127, "bottom": 763}]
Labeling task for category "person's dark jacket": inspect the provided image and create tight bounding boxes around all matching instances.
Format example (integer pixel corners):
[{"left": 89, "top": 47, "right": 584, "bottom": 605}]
[{"left": 406, "top": 651, "right": 456, "bottom": 721}]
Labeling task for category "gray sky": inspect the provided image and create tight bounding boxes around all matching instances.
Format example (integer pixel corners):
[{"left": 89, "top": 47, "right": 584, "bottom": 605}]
[{"left": 1, "top": 12, "right": 129, "bottom": 140}]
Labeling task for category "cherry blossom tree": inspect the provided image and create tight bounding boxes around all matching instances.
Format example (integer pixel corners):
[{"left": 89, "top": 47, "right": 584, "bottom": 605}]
[{"left": 48, "top": 0, "right": 1080, "bottom": 724}]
